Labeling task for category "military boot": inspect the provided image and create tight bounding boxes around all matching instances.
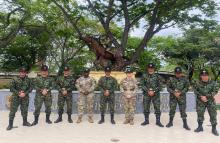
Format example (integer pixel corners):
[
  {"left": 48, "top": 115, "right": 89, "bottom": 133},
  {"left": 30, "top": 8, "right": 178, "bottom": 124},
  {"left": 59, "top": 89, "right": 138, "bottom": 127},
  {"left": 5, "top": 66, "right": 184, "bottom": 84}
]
[
  {"left": 23, "top": 116, "right": 31, "bottom": 127},
  {"left": 6, "top": 118, "right": 14, "bottom": 131},
  {"left": 76, "top": 115, "right": 82, "bottom": 124},
  {"left": 156, "top": 115, "right": 164, "bottom": 127},
  {"left": 31, "top": 115, "right": 39, "bottom": 126},
  {"left": 183, "top": 119, "right": 191, "bottom": 130},
  {"left": 98, "top": 114, "right": 105, "bottom": 124},
  {"left": 46, "top": 114, "right": 52, "bottom": 124},
  {"left": 88, "top": 116, "right": 94, "bottom": 123},
  {"left": 54, "top": 114, "right": 62, "bottom": 123},
  {"left": 141, "top": 114, "right": 149, "bottom": 126},
  {"left": 110, "top": 114, "right": 116, "bottom": 124},
  {"left": 212, "top": 124, "right": 219, "bottom": 136},
  {"left": 194, "top": 122, "right": 203, "bottom": 132},
  {"left": 68, "top": 114, "right": 73, "bottom": 123},
  {"left": 166, "top": 116, "right": 174, "bottom": 128}
]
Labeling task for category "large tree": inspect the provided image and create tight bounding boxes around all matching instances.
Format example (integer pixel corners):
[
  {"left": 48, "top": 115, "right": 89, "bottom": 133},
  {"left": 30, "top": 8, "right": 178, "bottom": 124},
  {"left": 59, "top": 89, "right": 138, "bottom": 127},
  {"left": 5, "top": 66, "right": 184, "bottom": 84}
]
[{"left": 51, "top": 0, "right": 219, "bottom": 70}]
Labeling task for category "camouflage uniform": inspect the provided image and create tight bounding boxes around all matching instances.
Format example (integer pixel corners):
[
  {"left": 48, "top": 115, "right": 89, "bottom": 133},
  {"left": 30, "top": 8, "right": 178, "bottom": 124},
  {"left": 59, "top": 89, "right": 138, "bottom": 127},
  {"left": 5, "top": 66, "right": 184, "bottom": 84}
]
[
  {"left": 140, "top": 63, "right": 164, "bottom": 127},
  {"left": 141, "top": 73, "right": 162, "bottom": 116},
  {"left": 54, "top": 75, "right": 75, "bottom": 123},
  {"left": 98, "top": 67, "right": 118, "bottom": 124},
  {"left": 120, "top": 76, "right": 138, "bottom": 124},
  {"left": 167, "top": 76, "right": 189, "bottom": 119},
  {"left": 7, "top": 76, "right": 33, "bottom": 130},
  {"left": 75, "top": 76, "right": 96, "bottom": 122},
  {"left": 98, "top": 76, "right": 118, "bottom": 114},
  {"left": 166, "top": 67, "right": 190, "bottom": 130}
]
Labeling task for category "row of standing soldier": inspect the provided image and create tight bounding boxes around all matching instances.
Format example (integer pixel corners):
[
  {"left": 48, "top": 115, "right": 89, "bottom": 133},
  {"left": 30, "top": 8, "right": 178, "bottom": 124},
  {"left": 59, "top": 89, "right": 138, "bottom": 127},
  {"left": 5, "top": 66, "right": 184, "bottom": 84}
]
[{"left": 6, "top": 63, "right": 219, "bottom": 136}]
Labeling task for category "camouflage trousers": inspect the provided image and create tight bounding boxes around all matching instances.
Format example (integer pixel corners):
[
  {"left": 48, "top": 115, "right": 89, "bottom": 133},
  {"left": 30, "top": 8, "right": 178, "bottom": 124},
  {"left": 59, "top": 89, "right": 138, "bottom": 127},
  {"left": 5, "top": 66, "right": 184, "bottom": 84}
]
[
  {"left": 100, "top": 94, "right": 115, "bottom": 114},
  {"left": 196, "top": 99, "right": 217, "bottom": 125},
  {"left": 77, "top": 93, "right": 94, "bottom": 117},
  {"left": 57, "top": 93, "right": 72, "bottom": 115},
  {"left": 9, "top": 95, "right": 29, "bottom": 119},
  {"left": 122, "top": 96, "right": 136, "bottom": 120},
  {"left": 169, "top": 94, "right": 187, "bottom": 119},
  {"left": 33, "top": 93, "right": 52, "bottom": 116},
  {"left": 143, "top": 94, "right": 161, "bottom": 116}
]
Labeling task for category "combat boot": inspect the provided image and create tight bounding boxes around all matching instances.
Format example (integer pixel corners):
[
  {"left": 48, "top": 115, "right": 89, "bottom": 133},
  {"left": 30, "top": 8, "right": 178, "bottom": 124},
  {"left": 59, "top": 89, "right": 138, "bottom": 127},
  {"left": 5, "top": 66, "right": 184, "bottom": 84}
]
[
  {"left": 98, "top": 114, "right": 105, "bottom": 124},
  {"left": 141, "top": 114, "right": 149, "bottom": 126},
  {"left": 212, "top": 124, "right": 219, "bottom": 136},
  {"left": 88, "top": 116, "right": 94, "bottom": 123},
  {"left": 68, "top": 114, "right": 73, "bottom": 123},
  {"left": 156, "top": 115, "right": 164, "bottom": 127},
  {"left": 31, "top": 115, "right": 39, "bottom": 126},
  {"left": 76, "top": 116, "right": 82, "bottom": 123},
  {"left": 46, "top": 114, "right": 52, "bottom": 124},
  {"left": 166, "top": 116, "right": 174, "bottom": 128},
  {"left": 23, "top": 116, "right": 31, "bottom": 127},
  {"left": 110, "top": 114, "right": 116, "bottom": 124},
  {"left": 54, "top": 114, "right": 62, "bottom": 123},
  {"left": 183, "top": 119, "right": 191, "bottom": 130},
  {"left": 123, "top": 119, "right": 130, "bottom": 124},
  {"left": 194, "top": 122, "right": 203, "bottom": 132},
  {"left": 130, "top": 118, "right": 134, "bottom": 125},
  {"left": 6, "top": 118, "right": 14, "bottom": 131}
]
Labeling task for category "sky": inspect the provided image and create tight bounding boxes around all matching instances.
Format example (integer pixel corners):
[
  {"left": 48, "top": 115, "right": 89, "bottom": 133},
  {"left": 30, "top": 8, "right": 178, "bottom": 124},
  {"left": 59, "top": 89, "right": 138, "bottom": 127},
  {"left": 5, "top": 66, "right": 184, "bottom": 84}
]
[{"left": 1, "top": 0, "right": 220, "bottom": 37}]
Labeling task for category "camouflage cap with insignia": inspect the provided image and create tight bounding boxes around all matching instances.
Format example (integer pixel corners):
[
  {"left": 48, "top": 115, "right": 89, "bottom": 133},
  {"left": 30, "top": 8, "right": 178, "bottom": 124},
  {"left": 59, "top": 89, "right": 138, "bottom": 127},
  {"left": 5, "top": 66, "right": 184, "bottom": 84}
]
[
  {"left": 41, "top": 65, "right": 48, "bottom": 71},
  {"left": 147, "top": 63, "right": 155, "bottom": 68},
  {"left": 200, "top": 69, "right": 209, "bottom": 76},
  {"left": 174, "top": 67, "right": 182, "bottom": 73},
  {"left": 104, "top": 66, "right": 112, "bottom": 72}
]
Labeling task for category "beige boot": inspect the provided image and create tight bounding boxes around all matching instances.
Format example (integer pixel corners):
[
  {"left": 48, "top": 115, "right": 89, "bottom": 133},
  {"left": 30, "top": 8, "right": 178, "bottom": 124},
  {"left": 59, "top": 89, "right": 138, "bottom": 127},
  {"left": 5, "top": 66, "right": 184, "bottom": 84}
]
[
  {"left": 123, "top": 119, "right": 130, "bottom": 124},
  {"left": 88, "top": 116, "right": 94, "bottom": 123},
  {"left": 76, "top": 116, "right": 82, "bottom": 124},
  {"left": 130, "top": 119, "right": 134, "bottom": 125}
]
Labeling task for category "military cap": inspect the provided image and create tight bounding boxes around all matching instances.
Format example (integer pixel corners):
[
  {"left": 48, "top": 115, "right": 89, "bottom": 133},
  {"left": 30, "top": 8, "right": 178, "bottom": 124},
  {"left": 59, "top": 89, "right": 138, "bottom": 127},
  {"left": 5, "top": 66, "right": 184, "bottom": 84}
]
[
  {"left": 41, "top": 65, "right": 48, "bottom": 71},
  {"left": 147, "top": 63, "right": 155, "bottom": 68},
  {"left": 200, "top": 69, "right": 209, "bottom": 76},
  {"left": 104, "top": 66, "right": 112, "bottom": 72},
  {"left": 125, "top": 68, "right": 133, "bottom": 73},
  {"left": 19, "top": 66, "right": 27, "bottom": 72},
  {"left": 63, "top": 66, "right": 70, "bottom": 71},
  {"left": 84, "top": 68, "right": 90, "bottom": 73},
  {"left": 174, "top": 67, "right": 182, "bottom": 73}
]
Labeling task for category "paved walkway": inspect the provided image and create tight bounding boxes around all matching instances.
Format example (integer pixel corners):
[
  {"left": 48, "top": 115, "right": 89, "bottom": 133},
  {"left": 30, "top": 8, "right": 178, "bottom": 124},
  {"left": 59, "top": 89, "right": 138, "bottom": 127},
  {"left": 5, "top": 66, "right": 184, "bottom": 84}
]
[{"left": 0, "top": 111, "right": 219, "bottom": 143}]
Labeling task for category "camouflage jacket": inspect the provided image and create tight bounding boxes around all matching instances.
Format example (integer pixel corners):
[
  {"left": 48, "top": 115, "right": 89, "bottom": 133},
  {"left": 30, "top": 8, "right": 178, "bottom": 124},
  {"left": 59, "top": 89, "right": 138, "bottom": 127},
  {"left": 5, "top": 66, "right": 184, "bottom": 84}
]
[
  {"left": 56, "top": 76, "right": 75, "bottom": 93},
  {"left": 120, "top": 77, "right": 138, "bottom": 98},
  {"left": 167, "top": 76, "right": 189, "bottom": 95},
  {"left": 193, "top": 80, "right": 219, "bottom": 100},
  {"left": 34, "top": 76, "right": 54, "bottom": 94},
  {"left": 98, "top": 76, "right": 118, "bottom": 94},
  {"left": 75, "top": 76, "right": 96, "bottom": 93},
  {"left": 10, "top": 76, "right": 33, "bottom": 96},
  {"left": 140, "top": 73, "right": 162, "bottom": 94}
]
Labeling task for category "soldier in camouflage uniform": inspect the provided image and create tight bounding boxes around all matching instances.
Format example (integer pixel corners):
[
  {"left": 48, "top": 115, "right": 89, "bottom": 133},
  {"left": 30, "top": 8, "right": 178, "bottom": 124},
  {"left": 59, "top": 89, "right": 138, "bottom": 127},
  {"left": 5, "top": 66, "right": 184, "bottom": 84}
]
[
  {"left": 31, "top": 65, "right": 54, "bottom": 126},
  {"left": 166, "top": 67, "right": 190, "bottom": 130},
  {"left": 120, "top": 68, "right": 138, "bottom": 125},
  {"left": 7, "top": 67, "right": 33, "bottom": 130},
  {"left": 54, "top": 66, "right": 75, "bottom": 123},
  {"left": 140, "top": 63, "right": 164, "bottom": 127},
  {"left": 98, "top": 67, "right": 118, "bottom": 124},
  {"left": 75, "top": 69, "right": 96, "bottom": 123},
  {"left": 193, "top": 69, "right": 219, "bottom": 136}
]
